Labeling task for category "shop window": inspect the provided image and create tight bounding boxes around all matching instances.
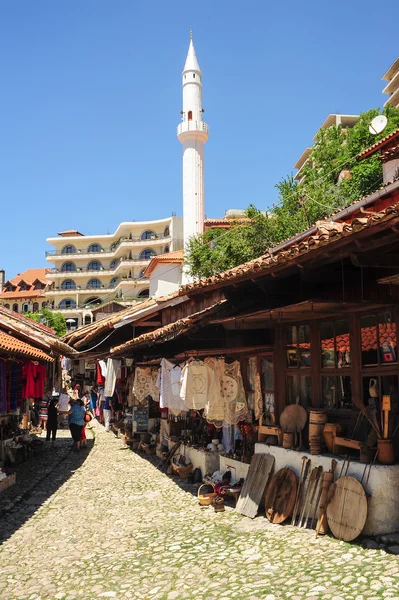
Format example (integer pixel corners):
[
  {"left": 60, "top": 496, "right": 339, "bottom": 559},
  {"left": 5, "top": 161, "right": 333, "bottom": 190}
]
[
  {"left": 286, "top": 375, "right": 312, "bottom": 407},
  {"left": 88, "top": 261, "right": 102, "bottom": 271},
  {"left": 322, "top": 376, "right": 352, "bottom": 410},
  {"left": 61, "top": 279, "right": 76, "bottom": 290},
  {"left": 321, "top": 319, "right": 350, "bottom": 368},
  {"left": 286, "top": 324, "right": 311, "bottom": 368},
  {"left": 362, "top": 374, "right": 399, "bottom": 428},
  {"left": 361, "top": 310, "right": 397, "bottom": 367},
  {"left": 12, "top": 304, "right": 18, "bottom": 313},
  {"left": 32, "top": 302, "right": 39, "bottom": 312},
  {"left": 61, "top": 262, "right": 76, "bottom": 272},
  {"left": 62, "top": 245, "right": 76, "bottom": 254}
]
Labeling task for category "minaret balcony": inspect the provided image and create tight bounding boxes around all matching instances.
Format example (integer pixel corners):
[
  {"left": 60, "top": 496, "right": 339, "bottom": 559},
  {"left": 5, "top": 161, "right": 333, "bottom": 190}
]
[{"left": 177, "top": 121, "right": 209, "bottom": 137}]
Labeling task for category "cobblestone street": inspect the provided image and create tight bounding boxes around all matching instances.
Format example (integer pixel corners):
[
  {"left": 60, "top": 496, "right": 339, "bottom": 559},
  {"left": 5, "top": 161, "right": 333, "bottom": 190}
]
[{"left": 0, "top": 422, "right": 398, "bottom": 600}]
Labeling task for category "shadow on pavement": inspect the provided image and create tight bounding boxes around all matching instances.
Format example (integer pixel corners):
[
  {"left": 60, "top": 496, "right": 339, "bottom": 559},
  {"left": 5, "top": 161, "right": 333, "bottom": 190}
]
[{"left": 0, "top": 436, "right": 94, "bottom": 545}]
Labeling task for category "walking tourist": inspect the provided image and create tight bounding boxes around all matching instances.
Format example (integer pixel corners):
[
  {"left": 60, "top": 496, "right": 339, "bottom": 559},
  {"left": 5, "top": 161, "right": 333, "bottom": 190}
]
[
  {"left": 38, "top": 398, "right": 48, "bottom": 431},
  {"left": 103, "top": 396, "right": 112, "bottom": 432},
  {"left": 58, "top": 387, "right": 70, "bottom": 428},
  {"left": 46, "top": 397, "right": 58, "bottom": 445},
  {"left": 90, "top": 385, "right": 98, "bottom": 417},
  {"left": 68, "top": 399, "right": 84, "bottom": 451}
]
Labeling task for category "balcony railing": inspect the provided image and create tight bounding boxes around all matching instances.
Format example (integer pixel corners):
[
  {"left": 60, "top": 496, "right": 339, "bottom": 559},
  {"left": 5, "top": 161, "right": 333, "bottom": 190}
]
[
  {"left": 48, "top": 278, "right": 150, "bottom": 293},
  {"left": 49, "top": 257, "right": 153, "bottom": 275},
  {"left": 55, "top": 297, "right": 148, "bottom": 312},
  {"left": 45, "top": 234, "right": 172, "bottom": 257},
  {"left": 177, "top": 121, "right": 209, "bottom": 136}
]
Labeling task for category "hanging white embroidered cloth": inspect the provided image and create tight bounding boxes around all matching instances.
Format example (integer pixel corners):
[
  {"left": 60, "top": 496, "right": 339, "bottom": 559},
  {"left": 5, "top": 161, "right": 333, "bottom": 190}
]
[
  {"left": 156, "top": 359, "right": 186, "bottom": 417},
  {"left": 133, "top": 367, "right": 159, "bottom": 403},
  {"left": 222, "top": 361, "right": 249, "bottom": 425},
  {"left": 203, "top": 357, "right": 225, "bottom": 425},
  {"left": 180, "top": 359, "right": 210, "bottom": 410}
]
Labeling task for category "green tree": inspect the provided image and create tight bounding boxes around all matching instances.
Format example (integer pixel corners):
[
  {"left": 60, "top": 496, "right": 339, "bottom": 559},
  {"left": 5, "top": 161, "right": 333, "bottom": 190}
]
[
  {"left": 186, "top": 106, "right": 399, "bottom": 279},
  {"left": 24, "top": 308, "right": 67, "bottom": 337}
]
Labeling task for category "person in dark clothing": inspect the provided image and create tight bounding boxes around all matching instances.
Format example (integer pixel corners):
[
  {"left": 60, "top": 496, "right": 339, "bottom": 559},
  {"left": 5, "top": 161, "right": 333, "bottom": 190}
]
[{"left": 46, "top": 397, "right": 58, "bottom": 444}]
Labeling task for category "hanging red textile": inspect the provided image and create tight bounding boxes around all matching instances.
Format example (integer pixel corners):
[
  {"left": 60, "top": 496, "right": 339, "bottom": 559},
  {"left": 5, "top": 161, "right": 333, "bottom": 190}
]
[
  {"left": 97, "top": 362, "right": 105, "bottom": 386},
  {"left": 22, "top": 361, "right": 47, "bottom": 398}
]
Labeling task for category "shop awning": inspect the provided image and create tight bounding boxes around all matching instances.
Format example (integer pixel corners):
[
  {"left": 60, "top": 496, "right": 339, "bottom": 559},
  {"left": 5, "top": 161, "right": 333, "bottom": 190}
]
[{"left": 0, "top": 330, "right": 54, "bottom": 362}]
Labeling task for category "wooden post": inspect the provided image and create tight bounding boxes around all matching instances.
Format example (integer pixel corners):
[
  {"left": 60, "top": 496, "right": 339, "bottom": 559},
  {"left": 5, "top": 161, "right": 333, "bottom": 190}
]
[{"left": 382, "top": 395, "right": 391, "bottom": 439}]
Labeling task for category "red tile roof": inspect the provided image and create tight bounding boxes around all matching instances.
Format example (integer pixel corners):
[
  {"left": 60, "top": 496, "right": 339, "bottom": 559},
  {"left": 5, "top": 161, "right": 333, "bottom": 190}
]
[
  {"left": 0, "top": 329, "right": 54, "bottom": 362},
  {"left": 0, "top": 268, "right": 50, "bottom": 300},
  {"left": 358, "top": 128, "right": 399, "bottom": 160},
  {"left": 57, "top": 230, "right": 84, "bottom": 237},
  {"left": 144, "top": 250, "right": 184, "bottom": 277}
]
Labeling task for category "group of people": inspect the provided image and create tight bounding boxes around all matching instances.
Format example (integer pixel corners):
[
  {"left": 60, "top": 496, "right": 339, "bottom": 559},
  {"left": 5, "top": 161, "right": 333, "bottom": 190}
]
[{"left": 37, "top": 383, "right": 122, "bottom": 451}]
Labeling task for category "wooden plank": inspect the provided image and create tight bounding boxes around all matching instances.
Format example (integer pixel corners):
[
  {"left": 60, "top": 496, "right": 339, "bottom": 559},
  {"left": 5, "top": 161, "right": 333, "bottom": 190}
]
[{"left": 235, "top": 454, "right": 275, "bottom": 519}]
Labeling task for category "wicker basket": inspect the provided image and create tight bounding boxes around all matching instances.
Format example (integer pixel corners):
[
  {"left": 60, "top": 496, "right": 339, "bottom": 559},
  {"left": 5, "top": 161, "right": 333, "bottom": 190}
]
[
  {"left": 198, "top": 483, "right": 217, "bottom": 506},
  {"left": 171, "top": 461, "right": 193, "bottom": 479}
]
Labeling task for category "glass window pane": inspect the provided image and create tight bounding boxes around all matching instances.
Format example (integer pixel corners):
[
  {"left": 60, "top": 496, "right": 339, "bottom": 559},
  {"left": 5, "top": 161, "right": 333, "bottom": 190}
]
[
  {"left": 286, "top": 375, "right": 299, "bottom": 405},
  {"left": 321, "top": 321, "right": 335, "bottom": 368},
  {"left": 286, "top": 326, "right": 298, "bottom": 367},
  {"left": 336, "top": 319, "right": 350, "bottom": 368},
  {"left": 322, "top": 376, "right": 336, "bottom": 409},
  {"left": 261, "top": 357, "right": 275, "bottom": 415},
  {"left": 300, "top": 376, "right": 312, "bottom": 407},
  {"left": 323, "top": 376, "right": 352, "bottom": 409},
  {"left": 378, "top": 311, "right": 397, "bottom": 364},
  {"left": 361, "top": 315, "right": 378, "bottom": 366},
  {"left": 298, "top": 325, "right": 311, "bottom": 367}
]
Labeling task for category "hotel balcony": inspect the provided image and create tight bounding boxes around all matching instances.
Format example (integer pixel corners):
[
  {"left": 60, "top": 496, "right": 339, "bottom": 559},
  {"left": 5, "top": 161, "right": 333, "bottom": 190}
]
[
  {"left": 48, "top": 278, "right": 150, "bottom": 294},
  {"left": 45, "top": 235, "right": 172, "bottom": 259},
  {"left": 48, "top": 258, "right": 152, "bottom": 277}
]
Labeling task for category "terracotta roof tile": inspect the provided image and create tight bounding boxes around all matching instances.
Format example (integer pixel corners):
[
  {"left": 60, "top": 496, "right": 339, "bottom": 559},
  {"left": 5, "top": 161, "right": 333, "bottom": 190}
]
[
  {"left": 144, "top": 250, "right": 184, "bottom": 277},
  {"left": 358, "top": 128, "right": 399, "bottom": 160},
  {"left": 0, "top": 268, "right": 50, "bottom": 299},
  {"left": 0, "top": 329, "right": 54, "bottom": 362}
]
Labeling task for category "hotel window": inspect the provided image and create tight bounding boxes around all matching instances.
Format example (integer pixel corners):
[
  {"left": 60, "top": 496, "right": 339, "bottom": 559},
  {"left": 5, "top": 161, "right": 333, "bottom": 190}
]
[
  {"left": 87, "top": 278, "right": 101, "bottom": 289},
  {"left": 139, "top": 268, "right": 146, "bottom": 278},
  {"left": 88, "top": 243, "right": 102, "bottom": 253},
  {"left": 110, "top": 277, "right": 119, "bottom": 288},
  {"left": 34, "top": 281, "right": 43, "bottom": 290},
  {"left": 137, "top": 289, "right": 150, "bottom": 298},
  {"left": 110, "top": 260, "right": 118, "bottom": 270},
  {"left": 61, "top": 262, "right": 76, "bottom": 272},
  {"left": 62, "top": 245, "right": 76, "bottom": 254},
  {"left": 59, "top": 299, "right": 76, "bottom": 309},
  {"left": 164, "top": 226, "right": 170, "bottom": 237},
  {"left": 88, "top": 261, "right": 102, "bottom": 271},
  {"left": 61, "top": 279, "right": 76, "bottom": 290},
  {"left": 32, "top": 302, "right": 39, "bottom": 312},
  {"left": 140, "top": 249, "right": 156, "bottom": 260},
  {"left": 141, "top": 230, "right": 156, "bottom": 240}
]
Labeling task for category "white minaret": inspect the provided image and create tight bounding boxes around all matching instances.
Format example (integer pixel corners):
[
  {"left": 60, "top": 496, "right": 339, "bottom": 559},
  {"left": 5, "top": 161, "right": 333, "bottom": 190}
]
[{"left": 177, "top": 31, "right": 209, "bottom": 263}]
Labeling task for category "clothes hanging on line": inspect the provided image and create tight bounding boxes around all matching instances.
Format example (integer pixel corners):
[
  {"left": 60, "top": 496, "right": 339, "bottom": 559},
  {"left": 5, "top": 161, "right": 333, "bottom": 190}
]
[
  {"left": 133, "top": 367, "right": 159, "bottom": 403},
  {"left": 180, "top": 359, "right": 212, "bottom": 410},
  {"left": 156, "top": 359, "right": 186, "bottom": 417},
  {"left": 104, "top": 359, "right": 121, "bottom": 397},
  {"left": 22, "top": 361, "right": 46, "bottom": 399},
  {"left": 222, "top": 361, "right": 249, "bottom": 425},
  {"left": 203, "top": 357, "right": 225, "bottom": 425}
]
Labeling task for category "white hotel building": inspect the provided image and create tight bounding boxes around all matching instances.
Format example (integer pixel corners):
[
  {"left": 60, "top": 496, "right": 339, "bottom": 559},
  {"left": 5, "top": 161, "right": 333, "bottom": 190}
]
[{"left": 45, "top": 217, "right": 183, "bottom": 327}]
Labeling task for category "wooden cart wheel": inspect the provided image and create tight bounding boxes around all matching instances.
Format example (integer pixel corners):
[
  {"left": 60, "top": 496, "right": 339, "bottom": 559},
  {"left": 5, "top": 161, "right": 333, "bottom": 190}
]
[{"left": 264, "top": 467, "right": 297, "bottom": 524}]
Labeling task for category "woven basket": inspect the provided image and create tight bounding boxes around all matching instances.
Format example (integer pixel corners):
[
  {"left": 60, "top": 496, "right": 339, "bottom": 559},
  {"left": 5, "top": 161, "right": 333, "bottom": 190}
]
[
  {"left": 198, "top": 483, "right": 217, "bottom": 506},
  {"left": 171, "top": 461, "right": 193, "bottom": 479}
]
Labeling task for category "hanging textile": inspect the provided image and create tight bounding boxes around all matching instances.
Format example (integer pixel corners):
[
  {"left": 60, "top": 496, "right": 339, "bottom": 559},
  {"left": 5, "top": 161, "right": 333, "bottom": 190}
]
[
  {"left": 104, "top": 359, "right": 121, "bottom": 397},
  {"left": 203, "top": 357, "right": 225, "bottom": 425},
  {"left": 156, "top": 359, "right": 186, "bottom": 417},
  {"left": 254, "top": 371, "right": 263, "bottom": 421},
  {"left": 9, "top": 363, "right": 20, "bottom": 411},
  {"left": 22, "top": 361, "right": 46, "bottom": 399},
  {"left": 222, "top": 361, "right": 249, "bottom": 425},
  {"left": 0, "top": 360, "right": 6, "bottom": 412},
  {"left": 180, "top": 359, "right": 211, "bottom": 410},
  {"left": 222, "top": 423, "right": 234, "bottom": 453},
  {"left": 133, "top": 367, "right": 159, "bottom": 403},
  {"left": 96, "top": 362, "right": 105, "bottom": 386}
]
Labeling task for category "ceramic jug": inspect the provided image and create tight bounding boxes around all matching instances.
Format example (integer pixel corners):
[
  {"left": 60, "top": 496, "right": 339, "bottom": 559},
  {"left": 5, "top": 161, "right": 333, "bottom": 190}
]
[{"left": 369, "top": 378, "right": 378, "bottom": 398}]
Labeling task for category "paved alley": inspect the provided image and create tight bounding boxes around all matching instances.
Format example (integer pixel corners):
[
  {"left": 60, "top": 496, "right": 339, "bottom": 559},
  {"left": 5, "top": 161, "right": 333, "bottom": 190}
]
[{"left": 0, "top": 423, "right": 398, "bottom": 600}]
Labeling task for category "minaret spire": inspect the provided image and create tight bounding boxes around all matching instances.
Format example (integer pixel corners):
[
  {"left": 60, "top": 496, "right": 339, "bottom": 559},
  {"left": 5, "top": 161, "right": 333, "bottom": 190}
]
[{"left": 177, "top": 33, "right": 209, "bottom": 282}]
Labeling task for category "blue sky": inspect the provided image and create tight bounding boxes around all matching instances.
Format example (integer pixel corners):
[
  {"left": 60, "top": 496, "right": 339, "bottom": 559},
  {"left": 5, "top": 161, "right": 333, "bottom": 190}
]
[{"left": 0, "top": 0, "right": 398, "bottom": 277}]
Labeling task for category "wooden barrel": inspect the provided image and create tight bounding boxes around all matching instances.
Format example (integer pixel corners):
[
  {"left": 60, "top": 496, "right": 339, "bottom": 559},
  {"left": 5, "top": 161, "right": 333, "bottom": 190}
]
[
  {"left": 282, "top": 432, "right": 294, "bottom": 449},
  {"left": 309, "top": 410, "right": 328, "bottom": 442}
]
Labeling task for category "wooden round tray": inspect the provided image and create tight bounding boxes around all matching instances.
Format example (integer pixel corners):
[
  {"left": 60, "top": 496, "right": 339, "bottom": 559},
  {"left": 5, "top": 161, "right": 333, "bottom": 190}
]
[
  {"left": 326, "top": 476, "right": 367, "bottom": 542},
  {"left": 265, "top": 467, "right": 297, "bottom": 524}
]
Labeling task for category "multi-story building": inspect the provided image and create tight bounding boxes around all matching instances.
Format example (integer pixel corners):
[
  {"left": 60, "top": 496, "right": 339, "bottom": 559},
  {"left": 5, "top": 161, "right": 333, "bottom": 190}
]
[
  {"left": 382, "top": 57, "right": 399, "bottom": 108},
  {"left": 0, "top": 268, "right": 50, "bottom": 313},
  {"left": 45, "top": 217, "right": 183, "bottom": 327},
  {"left": 294, "top": 114, "right": 358, "bottom": 183}
]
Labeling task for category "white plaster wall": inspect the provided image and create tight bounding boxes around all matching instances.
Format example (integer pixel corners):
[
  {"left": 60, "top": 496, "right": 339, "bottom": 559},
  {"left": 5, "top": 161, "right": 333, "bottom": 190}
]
[
  {"left": 182, "top": 137, "right": 205, "bottom": 248},
  {"left": 219, "top": 455, "right": 250, "bottom": 482},
  {"left": 383, "top": 159, "right": 399, "bottom": 184},
  {"left": 149, "top": 263, "right": 182, "bottom": 298},
  {"left": 181, "top": 444, "right": 220, "bottom": 476},
  {"left": 255, "top": 443, "right": 399, "bottom": 536}
]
